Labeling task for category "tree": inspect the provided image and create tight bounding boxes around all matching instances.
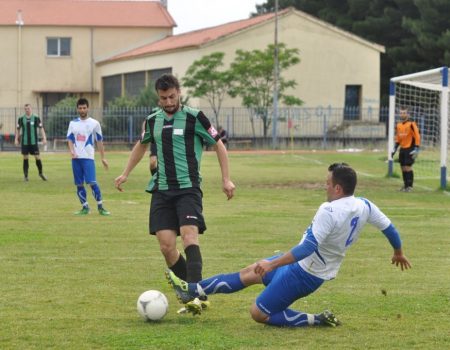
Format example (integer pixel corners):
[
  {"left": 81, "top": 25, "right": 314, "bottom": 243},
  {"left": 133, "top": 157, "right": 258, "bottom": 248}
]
[
  {"left": 254, "top": 0, "right": 450, "bottom": 105},
  {"left": 103, "top": 85, "right": 158, "bottom": 142},
  {"left": 182, "top": 52, "right": 233, "bottom": 126},
  {"left": 229, "top": 43, "right": 302, "bottom": 137},
  {"left": 402, "top": 0, "right": 450, "bottom": 68},
  {"left": 45, "top": 96, "right": 78, "bottom": 139}
]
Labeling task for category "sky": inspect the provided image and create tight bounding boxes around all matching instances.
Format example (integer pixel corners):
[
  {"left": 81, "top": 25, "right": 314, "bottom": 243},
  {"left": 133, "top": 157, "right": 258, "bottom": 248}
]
[{"left": 168, "top": 0, "right": 267, "bottom": 34}]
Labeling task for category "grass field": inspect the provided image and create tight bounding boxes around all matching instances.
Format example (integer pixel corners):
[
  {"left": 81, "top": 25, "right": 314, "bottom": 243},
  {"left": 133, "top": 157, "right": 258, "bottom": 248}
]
[{"left": 1, "top": 150, "right": 449, "bottom": 350}]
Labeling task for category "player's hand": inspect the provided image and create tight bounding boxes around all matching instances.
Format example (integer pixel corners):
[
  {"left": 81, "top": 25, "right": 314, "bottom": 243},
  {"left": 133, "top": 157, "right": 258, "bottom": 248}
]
[
  {"left": 409, "top": 147, "right": 419, "bottom": 159},
  {"left": 391, "top": 250, "right": 411, "bottom": 271},
  {"left": 102, "top": 158, "right": 109, "bottom": 170},
  {"left": 70, "top": 151, "right": 78, "bottom": 159},
  {"left": 42, "top": 139, "right": 47, "bottom": 145},
  {"left": 222, "top": 179, "right": 235, "bottom": 200},
  {"left": 14, "top": 139, "right": 19, "bottom": 146},
  {"left": 114, "top": 175, "right": 127, "bottom": 192},
  {"left": 254, "top": 259, "right": 273, "bottom": 277},
  {"left": 391, "top": 144, "right": 399, "bottom": 158}
]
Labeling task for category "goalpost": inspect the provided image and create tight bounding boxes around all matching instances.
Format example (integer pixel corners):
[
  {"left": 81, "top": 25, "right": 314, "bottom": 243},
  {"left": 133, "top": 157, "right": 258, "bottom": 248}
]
[{"left": 388, "top": 67, "right": 449, "bottom": 189}]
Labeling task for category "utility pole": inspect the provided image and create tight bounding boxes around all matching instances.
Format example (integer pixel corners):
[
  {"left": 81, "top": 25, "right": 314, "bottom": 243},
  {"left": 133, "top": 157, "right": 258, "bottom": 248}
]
[
  {"left": 271, "top": 0, "right": 279, "bottom": 149},
  {"left": 16, "top": 10, "right": 24, "bottom": 108}
]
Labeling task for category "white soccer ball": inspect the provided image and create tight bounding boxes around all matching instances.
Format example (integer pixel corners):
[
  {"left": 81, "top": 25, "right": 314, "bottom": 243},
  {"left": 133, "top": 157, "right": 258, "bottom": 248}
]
[{"left": 136, "top": 290, "right": 169, "bottom": 321}]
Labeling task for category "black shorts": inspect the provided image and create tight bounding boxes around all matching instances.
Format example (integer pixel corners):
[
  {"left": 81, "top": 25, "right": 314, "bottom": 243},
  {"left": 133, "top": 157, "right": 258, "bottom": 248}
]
[
  {"left": 399, "top": 147, "right": 415, "bottom": 166},
  {"left": 21, "top": 144, "right": 40, "bottom": 155},
  {"left": 149, "top": 187, "right": 206, "bottom": 235}
]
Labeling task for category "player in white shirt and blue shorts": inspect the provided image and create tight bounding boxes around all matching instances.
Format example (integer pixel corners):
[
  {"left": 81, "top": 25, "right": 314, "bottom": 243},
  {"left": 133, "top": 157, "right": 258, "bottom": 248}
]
[
  {"left": 165, "top": 163, "right": 411, "bottom": 326},
  {"left": 67, "top": 98, "right": 110, "bottom": 216}
]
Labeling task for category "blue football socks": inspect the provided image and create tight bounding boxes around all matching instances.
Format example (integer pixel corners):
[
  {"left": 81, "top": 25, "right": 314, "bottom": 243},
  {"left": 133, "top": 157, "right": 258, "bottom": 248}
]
[
  {"left": 189, "top": 272, "right": 245, "bottom": 296},
  {"left": 267, "top": 308, "right": 316, "bottom": 327},
  {"left": 90, "top": 183, "right": 103, "bottom": 208},
  {"left": 76, "top": 186, "right": 88, "bottom": 207}
]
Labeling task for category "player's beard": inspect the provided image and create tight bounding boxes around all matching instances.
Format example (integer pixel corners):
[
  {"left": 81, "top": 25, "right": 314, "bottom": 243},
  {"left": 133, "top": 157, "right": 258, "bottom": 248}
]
[
  {"left": 78, "top": 111, "right": 88, "bottom": 119},
  {"left": 162, "top": 99, "right": 180, "bottom": 115}
]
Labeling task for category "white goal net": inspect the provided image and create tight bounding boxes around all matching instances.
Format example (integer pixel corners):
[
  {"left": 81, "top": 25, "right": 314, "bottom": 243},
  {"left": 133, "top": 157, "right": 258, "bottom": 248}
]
[{"left": 388, "top": 67, "right": 449, "bottom": 189}]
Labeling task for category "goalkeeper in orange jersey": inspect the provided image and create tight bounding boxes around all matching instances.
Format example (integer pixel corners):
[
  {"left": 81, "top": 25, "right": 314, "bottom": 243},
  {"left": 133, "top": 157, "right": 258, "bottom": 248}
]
[{"left": 391, "top": 107, "right": 421, "bottom": 192}]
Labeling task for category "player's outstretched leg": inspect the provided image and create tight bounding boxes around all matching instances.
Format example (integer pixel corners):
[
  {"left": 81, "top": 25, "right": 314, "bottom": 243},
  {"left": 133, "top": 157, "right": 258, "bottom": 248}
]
[
  {"left": 266, "top": 308, "right": 341, "bottom": 327},
  {"left": 165, "top": 269, "right": 194, "bottom": 303},
  {"left": 316, "top": 310, "right": 341, "bottom": 327},
  {"left": 165, "top": 269, "right": 202, "bottom": 315}
]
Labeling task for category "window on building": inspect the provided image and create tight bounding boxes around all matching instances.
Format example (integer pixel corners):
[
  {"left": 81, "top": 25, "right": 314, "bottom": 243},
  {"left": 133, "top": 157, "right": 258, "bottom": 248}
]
[
  {"left": 344, "top": 85, "right": 361, "bottom": 120},
  {"left": 148, "top": 68, "right": 172, "bottom": 85},
  {"left": 47, "top": 37, "right": 71, "bottom": 57},
  {"left": 125, "top": 71, "right": 146, "bottom": 97},
  {"left": 42, "top": 93, "right": 70, "bottom": 109},
  {"left": 103, "top": 75, "right": 122, "bottom": 107}
]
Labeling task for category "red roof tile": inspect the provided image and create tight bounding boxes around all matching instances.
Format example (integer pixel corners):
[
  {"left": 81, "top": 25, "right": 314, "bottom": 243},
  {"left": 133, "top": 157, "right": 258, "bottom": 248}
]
[
  {"left": 103, "top": 10, "right": 281, "bottom": 62},
  {"left": 0, "top": 0, "right": 175, "bottom": 27},
  {"left": 101, "top": 7, "right": 384, "bottom": 63}
]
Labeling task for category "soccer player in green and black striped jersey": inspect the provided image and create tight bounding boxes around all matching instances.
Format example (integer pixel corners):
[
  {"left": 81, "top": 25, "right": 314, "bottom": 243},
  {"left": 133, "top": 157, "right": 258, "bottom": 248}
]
[
  {"left": 14, "top": 104, "right": 48, "bottom": 181},
  {"left": 115, "top": 74, "right": 235, "bottom": 307}
]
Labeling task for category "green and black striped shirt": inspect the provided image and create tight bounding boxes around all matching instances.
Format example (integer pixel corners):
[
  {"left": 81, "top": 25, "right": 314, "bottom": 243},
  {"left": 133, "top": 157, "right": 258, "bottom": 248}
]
[
  {"left": 141, "top": 106, "right": 219, "bottom": 191},
  {"left": 17, "top": 115, "right": 42, "bottom": 146}
]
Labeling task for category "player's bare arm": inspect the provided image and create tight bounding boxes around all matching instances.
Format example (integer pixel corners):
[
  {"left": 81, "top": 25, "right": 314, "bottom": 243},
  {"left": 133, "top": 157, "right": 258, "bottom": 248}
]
[
  {"left": 213, "top": 140, "right": 235, "bottom": 200},
  {"left": 40, "top": 126, "right": 47, "bottom": 145},
  {"left": 67, "top": 141, "right": 77, "bottom": 159},
  {"left": 254, "top": 252, "right": 296, "bottom": 277},
  {"left": 97, "top": 141, "right": 108, "bottom": 170},
  {"left": 115, "top": 141, "right": 147, "bottom": 191},
  {"left": 14, "top": 127, "right": 20, "bottom": 145},
  {"left": 391, "top": 248, "right": 411, "bottom": 271}
]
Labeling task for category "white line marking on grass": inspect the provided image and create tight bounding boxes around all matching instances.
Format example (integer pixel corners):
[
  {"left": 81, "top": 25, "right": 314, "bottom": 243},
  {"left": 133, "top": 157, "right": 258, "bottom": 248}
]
[
  {"left": 357, "top": 171, "right": 376, "bottom": 178},
  {"left": 293, "top": 155, "right": 324, "bottom": 164}
]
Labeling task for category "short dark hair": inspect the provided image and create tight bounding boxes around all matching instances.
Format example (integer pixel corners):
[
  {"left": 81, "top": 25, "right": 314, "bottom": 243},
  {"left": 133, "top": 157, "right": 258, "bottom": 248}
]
[
  {"left": 155, "top": 74, "right": 180, "bottom": 91},
  {"left": 328, "top": 163, "right": 357, "bottom": 195},
  {"left": 77, "top": 98, "right": 89, "bottom": 107},
  {"left": 399, "top": 106, "right": 410, "bottom": 113}
]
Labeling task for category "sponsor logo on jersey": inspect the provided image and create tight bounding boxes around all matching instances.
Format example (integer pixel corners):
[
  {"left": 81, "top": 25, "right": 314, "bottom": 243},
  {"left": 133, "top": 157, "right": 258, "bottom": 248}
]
[
  {"left": 186, "top": 215, "right": 198, "bottom": 220},
  {"left": 76, "top": 134, "right": 86, "bottom": 141},
  {"left": 173, "top": 128, "right": 184, "bottom": 135},
  {"left": 162, "top": 125, "right": 173, "bottom": 129},
  {"left": 208, "top": 126, "right": 218, "bottom": 138}
]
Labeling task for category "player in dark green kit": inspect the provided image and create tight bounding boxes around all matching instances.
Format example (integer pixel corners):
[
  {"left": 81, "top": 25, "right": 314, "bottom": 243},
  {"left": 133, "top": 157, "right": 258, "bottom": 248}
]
[
  {"left": 14, "top": 104, "right": 48, "bottom": 181},
  {"left": 115, "top": 74, "right": 235, "bottom": 312}
]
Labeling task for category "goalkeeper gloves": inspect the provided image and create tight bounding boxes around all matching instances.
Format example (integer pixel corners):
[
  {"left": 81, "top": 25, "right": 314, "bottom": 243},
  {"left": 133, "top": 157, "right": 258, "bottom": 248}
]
[
  {"left": 409, "top": 146, "right": 419, "bottom": 159},
  {"left": 391, "top": 144, "right": 399, "bottom": 158}
]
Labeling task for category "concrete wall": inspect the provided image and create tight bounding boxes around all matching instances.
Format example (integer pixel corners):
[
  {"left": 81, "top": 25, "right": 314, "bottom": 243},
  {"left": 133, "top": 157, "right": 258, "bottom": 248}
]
[
  {"left": 97, "top": 11, "right": 383, "bottom": 114},
  {"left": 0, "top": 24, "right": 171, "bottom": 109}
]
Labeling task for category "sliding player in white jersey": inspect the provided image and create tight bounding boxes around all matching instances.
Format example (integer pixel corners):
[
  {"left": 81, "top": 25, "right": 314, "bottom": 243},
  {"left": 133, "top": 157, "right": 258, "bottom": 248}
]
[{"left": 166, "top": 163, "right": 411, "bottom": 326}]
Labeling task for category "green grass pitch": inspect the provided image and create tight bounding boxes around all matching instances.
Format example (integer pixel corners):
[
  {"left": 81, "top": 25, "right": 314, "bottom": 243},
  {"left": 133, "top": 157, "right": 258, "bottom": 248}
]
[{"left": 0, "top": 151, "right": 449, "bottom": 349}]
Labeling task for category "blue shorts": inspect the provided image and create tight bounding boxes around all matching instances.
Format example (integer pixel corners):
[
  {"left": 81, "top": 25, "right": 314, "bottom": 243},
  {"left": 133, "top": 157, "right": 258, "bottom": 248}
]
[
  {"left": 255, "top": 256, "right": 324, "bottom": 316},
  {"left": 72, "top": 158, "right": 97, "bottom": 185}
]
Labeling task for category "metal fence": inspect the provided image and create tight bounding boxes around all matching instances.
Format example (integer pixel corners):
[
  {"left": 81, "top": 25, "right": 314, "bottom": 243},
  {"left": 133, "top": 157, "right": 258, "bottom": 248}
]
[{"left": 0, "top": 106, "right": 389, "bottom": 151}]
